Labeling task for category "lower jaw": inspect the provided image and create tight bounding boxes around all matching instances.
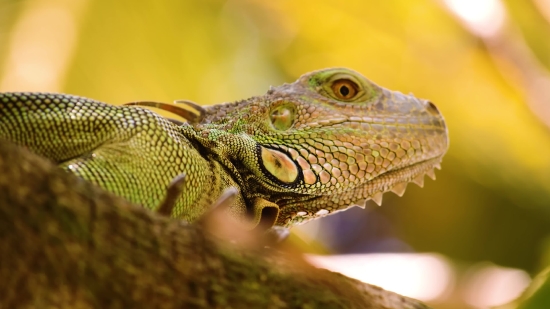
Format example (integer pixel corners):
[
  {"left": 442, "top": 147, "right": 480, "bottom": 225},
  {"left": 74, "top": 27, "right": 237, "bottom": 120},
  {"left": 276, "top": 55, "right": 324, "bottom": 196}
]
[
  {"left": 278, "top": 155, "right": 444, "bottom": 213},
  {"left": 357, "top": 156, "right": 444, "bottom": 206}
]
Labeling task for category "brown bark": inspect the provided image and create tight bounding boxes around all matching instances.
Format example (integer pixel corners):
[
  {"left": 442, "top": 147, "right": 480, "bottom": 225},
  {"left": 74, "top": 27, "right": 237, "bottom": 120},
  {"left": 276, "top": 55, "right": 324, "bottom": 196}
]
[{"left": 0, "top": 141, "right": 430, "bottom": 309}]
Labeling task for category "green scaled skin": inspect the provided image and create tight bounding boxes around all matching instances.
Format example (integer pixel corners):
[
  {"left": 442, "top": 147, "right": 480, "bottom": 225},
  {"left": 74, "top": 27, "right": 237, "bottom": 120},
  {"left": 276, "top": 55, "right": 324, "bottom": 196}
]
[{"left": 0, "top": 68, "right": 448, "bottom": 229}]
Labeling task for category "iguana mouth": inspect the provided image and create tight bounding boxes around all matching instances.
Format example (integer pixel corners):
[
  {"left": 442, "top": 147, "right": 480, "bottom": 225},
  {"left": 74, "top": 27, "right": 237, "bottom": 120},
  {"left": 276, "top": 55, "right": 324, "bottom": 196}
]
[
  {"left": 272, "top": 155, "right": 444, "bottom": 227},
  {"left": 355, "top": 156, "right": 443, "bottom": 207},
  {"left": 257, "top": 140, "right": 445, "bottom": 196},
  {"left": 267, "top": 153, "right": 443, "bottom": 208}
]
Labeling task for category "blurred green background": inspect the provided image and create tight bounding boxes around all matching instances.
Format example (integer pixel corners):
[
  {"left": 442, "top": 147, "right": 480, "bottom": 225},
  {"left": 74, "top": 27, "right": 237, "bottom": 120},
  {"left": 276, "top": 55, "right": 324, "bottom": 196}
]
[{"left": 2, "top": 0, "right": 550, "bottom": 307}]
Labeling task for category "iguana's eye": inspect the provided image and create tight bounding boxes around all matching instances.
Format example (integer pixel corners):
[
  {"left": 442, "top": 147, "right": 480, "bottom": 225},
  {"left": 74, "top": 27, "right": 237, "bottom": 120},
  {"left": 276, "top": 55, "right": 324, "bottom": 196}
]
[
  {"left": 270, "top": 104, "right": 296, "bottom": 131},
  {"left": 331, "top": 79, "right": 359, "bottom": 100},
  {"left": 307, "top": 69, "right": 380, "bottom": 102}
]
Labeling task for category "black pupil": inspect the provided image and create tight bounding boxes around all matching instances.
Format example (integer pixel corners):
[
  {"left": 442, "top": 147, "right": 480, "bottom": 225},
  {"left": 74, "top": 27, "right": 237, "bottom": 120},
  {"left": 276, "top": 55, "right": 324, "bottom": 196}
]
[{"left": 340, "top": 85, "right": 350, "bottom": 96}]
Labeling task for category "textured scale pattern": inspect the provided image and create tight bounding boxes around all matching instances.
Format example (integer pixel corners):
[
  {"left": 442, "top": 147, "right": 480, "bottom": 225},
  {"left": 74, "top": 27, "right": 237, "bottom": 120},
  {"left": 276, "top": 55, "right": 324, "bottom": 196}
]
[
  {"left": 0, "top": 92, "right": 219, "bottom": 221},
  {"left": 0, "top": 68, "right": 448, "bottom": 229}
]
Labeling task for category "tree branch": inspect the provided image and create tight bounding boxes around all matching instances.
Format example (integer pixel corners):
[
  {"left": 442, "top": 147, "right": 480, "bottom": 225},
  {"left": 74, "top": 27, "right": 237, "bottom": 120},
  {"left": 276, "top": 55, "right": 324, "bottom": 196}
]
[{"left": 0, "top": 141, "right": 429, "bottom": 309}]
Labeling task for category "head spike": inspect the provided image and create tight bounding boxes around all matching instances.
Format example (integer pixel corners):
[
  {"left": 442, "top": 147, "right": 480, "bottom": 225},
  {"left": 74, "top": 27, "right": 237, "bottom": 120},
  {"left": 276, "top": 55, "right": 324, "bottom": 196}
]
[
  {"left": 434, "top": 162, "right": 442, "bottom": 170},
  {"left": 173, "top": 100, "right": 206, "bottom": 123},
  {"left": 124, "top": 100, "right": 206, "bottom": 124},
  {"left": 371, "top": 192, "right": 383, "bottom": 206},
  {"left": 426, "top": 168, "right": 436, "bottom": 180},
  {"left": 412, "top": 174, "right": 425, "bottom": 187},
  {"left": 390, "top": 182, "right": 408, "bottom": 197},
  {"left": 353, "top": 199, "right": 367, "bottom": 209}
]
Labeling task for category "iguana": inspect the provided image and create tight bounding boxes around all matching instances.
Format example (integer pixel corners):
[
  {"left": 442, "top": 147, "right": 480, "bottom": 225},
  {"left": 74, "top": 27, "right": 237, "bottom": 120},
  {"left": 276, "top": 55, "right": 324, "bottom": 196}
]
[{"left": 0, "top": 68, "right": 448, "bottom": 230}]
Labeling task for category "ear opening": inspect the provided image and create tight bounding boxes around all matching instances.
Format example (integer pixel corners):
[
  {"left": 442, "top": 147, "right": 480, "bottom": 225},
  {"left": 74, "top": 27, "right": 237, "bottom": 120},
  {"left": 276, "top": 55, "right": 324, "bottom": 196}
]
[{"left": 249, "top": 198, "right": 280, "bottom": 232}]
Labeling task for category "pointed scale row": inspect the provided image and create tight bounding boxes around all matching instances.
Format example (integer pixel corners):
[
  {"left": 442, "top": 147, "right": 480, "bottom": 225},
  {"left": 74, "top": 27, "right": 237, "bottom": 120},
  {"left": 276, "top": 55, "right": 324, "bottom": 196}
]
[{"left": 354, "top": 163, "right": 441, "bottom": 208}]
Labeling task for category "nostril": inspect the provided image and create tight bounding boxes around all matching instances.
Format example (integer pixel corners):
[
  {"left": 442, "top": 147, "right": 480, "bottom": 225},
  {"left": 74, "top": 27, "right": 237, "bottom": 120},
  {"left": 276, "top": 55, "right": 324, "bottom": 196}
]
[{"left": 425, "top": 101, "right": 440, "bottom": 116}]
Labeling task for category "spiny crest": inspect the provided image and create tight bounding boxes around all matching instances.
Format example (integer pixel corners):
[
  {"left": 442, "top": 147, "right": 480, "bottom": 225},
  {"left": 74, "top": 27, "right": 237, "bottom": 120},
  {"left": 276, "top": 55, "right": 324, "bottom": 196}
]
[{"left": 350, "top": 161, "right": 441, "bottom": 212}]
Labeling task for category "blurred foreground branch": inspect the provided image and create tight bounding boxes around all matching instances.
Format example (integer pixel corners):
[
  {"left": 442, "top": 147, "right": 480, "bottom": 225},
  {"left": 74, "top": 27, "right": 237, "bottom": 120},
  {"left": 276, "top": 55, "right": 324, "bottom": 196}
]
[{"left": 0, "top": 141, "right": 428, "bottom": 309}]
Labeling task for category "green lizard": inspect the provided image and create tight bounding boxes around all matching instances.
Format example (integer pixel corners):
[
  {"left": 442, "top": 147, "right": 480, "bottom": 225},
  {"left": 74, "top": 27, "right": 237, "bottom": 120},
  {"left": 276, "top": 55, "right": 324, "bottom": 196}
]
[{"left": 0, "top": 68, "right": 448, "bottom": 230}]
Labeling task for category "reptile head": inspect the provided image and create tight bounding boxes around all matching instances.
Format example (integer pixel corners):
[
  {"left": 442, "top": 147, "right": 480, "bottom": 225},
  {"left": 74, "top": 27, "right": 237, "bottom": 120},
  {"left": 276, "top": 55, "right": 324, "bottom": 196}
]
[
  {"left": 139, "top": 68, "right": 448, "bottom": 228},
  {"left": 192, "top": 67, "right": 448, "bottom": 227}
]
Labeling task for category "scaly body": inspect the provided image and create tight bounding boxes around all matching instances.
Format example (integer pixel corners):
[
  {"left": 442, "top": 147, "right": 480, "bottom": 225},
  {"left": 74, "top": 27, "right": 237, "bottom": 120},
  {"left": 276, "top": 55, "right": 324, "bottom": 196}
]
[{"left": 0, "top": 68, "right": 448, "bottom": 229}]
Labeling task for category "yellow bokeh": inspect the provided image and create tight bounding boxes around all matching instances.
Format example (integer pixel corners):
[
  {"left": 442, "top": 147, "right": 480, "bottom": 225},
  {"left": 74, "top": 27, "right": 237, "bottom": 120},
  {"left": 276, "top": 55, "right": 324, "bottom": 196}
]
[{"left": 2, "top": 0, "right": 550, "bottom": 307}]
